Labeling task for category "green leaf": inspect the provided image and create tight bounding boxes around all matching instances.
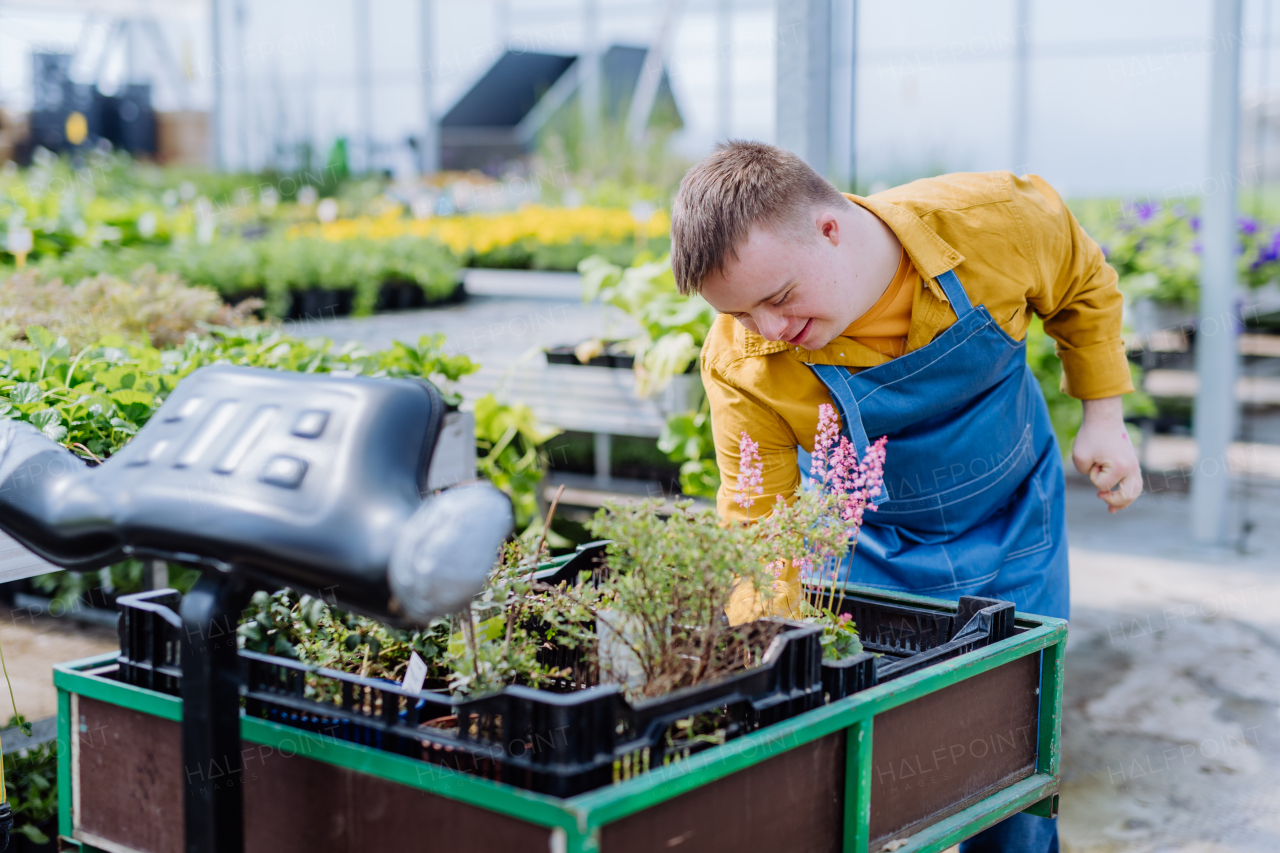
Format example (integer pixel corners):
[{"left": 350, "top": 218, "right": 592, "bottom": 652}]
[
  {"left": 17, "top": 824, "right": 50, "bottom": 844},
  {"left": 110, "top": 389, "right": 155, "bottom": 407},
  {"left": 447, "top": 615, "right": 505, "bottom": 657},
  {"left": 9, "top": 382, "right": 42, "bottom": 404}
]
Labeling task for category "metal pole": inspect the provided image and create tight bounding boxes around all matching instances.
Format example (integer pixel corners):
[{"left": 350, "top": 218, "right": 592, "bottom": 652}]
[
  {"left": 716, "top": 0, "right": 731, "bottom": 141},
  {"left": 420, "top": 0, "right": 437, "bottom": 173},
  {"left": 775, "top": 0, "right": 831, "bottom": 175},
  {"left": 356, "top": 0, "right": 374, "bottom": 174},
  {"left": 849, "top": 0, "right": 858, "bottom": 190},
  {"left": 211, "top": 0, "right": 224, "bottom": 169},
  {"left": 234, "top": 0, "right": 248, "bottom": 169},
  {"left": 580, "top": 0, "right": 600, "bottom": 146},
  {"left": 1192, "top": 0, "right": 1243, "bottom": 547},
  {"left": 1012, "top": 0, "right": 1030, "bottom": 173}
]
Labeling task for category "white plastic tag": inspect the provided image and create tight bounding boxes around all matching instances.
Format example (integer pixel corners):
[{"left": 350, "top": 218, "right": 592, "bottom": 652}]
[{"left": 402, "top": 651, "right": 428, "bottom": 694}]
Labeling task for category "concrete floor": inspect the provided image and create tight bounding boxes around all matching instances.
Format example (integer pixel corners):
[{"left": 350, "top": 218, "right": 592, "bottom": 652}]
[
  {"left": 1061, "top": 477, "right": 1280, "bottom": 852},
  {"left": 1, "top": 280, "right": 1275, "bottom": 851}
]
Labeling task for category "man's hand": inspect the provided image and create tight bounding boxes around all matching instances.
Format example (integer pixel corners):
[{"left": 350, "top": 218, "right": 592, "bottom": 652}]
[{"left": 1072, "top": 396, "right": 1142, "bottom": 513}]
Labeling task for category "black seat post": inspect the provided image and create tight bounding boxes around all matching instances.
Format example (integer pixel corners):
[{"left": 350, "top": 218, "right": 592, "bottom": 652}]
[{"left": 180, "top": 573, "right": 250, "bottom": 853}]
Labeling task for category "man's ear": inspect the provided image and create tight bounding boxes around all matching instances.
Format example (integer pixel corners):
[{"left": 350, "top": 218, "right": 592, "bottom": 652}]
[{"left": 818, "top": 211, "right": 840, "bottom": 246}]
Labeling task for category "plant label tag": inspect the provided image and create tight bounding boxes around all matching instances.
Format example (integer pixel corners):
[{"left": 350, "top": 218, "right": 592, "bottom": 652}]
[{"left": 402, "top": 651, "right": 428, "bottom": 694}]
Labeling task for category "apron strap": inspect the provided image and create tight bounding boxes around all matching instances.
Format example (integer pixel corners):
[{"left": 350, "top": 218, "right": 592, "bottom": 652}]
[
  {"left": 806, "top": 363, "right": 887, "bottom": 505},
  {"left": 935, "top": 269, "right": 974, "bottom": 317}
]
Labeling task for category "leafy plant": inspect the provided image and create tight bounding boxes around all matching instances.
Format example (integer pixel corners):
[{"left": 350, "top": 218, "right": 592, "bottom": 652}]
[
  {"left": 30, "top": 233, "right": 461, "bottom": 319},
  {"left": 1082, "top": 200, "right": 1280, "bottom": 308},
  {"left": 586, "top": 500, "right": 779, "bottom": 698},
  {"left": 657, "top": 401, "right": 721, "bottom": 499},
  {"left": 579, "top": 253, "right": 714, "bottom": 397},
  {"left": 472, "top": 394, "right": 561, "bottom": 528},
  {"left": 441, "top": 537, "right": 599, "bottom": 698},
  {"left": 3, "top": 717, "right": 58, "bottom": 847},
  {"left": 237, "top": 589, "right": 454, "bottom": 700},
  {"left": 0, "top": 266, "right": 259, "bottom": 350}
]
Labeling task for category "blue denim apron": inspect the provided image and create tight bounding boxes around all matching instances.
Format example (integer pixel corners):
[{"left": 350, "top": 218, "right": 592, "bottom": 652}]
[{"left": 800, "top": 268, "right": 1069, "bottom": 620}]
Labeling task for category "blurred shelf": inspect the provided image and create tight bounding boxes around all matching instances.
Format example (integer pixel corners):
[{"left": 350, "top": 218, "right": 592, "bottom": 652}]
[
  {"left": 1142, "top": 435, "right": 1280, "bottom": 481},
  {"left": 1143, "top": 370, "right": 1280, "bottom": 404}
]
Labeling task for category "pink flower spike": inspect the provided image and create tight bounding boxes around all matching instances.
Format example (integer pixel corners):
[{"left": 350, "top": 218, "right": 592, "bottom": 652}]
[
  {"left": 812, "top": 404, "right": 841, "bottom": 482},
  {"left": 839, "top": 612, "right": 853, "bottom": 623},
  {"left": 735, "top": 431, "right": 765, "bottom": 509}
]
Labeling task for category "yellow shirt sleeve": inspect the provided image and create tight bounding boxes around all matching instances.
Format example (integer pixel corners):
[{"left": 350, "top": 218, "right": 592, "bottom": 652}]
[
  {"left": 1015, "top": 175, "right": 1134, "bottom": 400},
  {"left": 703, "top": 353, "right": 803, "bottom": 524}
]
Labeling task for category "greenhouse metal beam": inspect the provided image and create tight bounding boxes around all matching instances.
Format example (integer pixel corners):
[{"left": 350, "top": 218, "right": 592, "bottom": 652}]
[
  {"left": 420, "top": 0, "right": 437, "bottom": 173},
  {"left": 1192, "top": 0, "right": 1243, "bottom": 547},
  {"left": 775, "top": 0, "right": 831, "bottom": 174},
  {"left": 716, "top": 0, "right": 731, "bottom": 142},
  {"left": 1012, "top": 0, "right": 1030, "bottom": 171},
  {"left": 211, "top": 0, "right": 223, "bottom": 168}
]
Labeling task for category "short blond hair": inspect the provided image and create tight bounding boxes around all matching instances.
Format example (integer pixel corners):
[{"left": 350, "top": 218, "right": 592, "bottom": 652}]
[{"left": 670, "top": 141, "right": 851, "bottom": 294}]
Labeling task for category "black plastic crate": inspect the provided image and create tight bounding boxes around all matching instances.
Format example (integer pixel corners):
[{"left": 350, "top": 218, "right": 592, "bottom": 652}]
[
  {"left": 239, "top": 616, "right": 822, "bottom": 797},
  {"left": 115, "top": 589, "right": 183, "bottom": 695},
  {"left": 820, "top": 591, "right": 1017, "bottom": 701}
]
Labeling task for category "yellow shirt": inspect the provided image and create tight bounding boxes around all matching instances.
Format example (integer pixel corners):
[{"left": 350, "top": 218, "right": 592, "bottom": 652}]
[
  {"left": 702, "top": 171, "right": 1132, "bottom": 523},
  {"left": 844, "top": 248, "right": 916, "bottom": 358}
]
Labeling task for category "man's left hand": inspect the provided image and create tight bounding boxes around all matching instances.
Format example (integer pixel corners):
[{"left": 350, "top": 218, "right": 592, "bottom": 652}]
[{"left": 1072, "top": 396, "right": 1143, "bottom": 513}]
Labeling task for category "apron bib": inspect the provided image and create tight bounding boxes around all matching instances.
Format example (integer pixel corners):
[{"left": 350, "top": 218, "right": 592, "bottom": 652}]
[{"left": 800, "top": 268, "right": 1070, "bottom": 620}]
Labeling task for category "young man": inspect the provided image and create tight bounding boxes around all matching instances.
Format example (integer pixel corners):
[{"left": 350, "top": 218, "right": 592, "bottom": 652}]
[{"left": 671, "top": 142, "right": 1140, "bottom": 853}]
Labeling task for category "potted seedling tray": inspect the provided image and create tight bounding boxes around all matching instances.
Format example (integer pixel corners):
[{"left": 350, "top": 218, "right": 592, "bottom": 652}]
[
  {"left": 546, "top": 342, "right": 637, "bottom": 369},
  {"left": 545, "top": 343, "right": 698, "bottom": 374},
  {"left": 113, "top": 580, "right": 826, "bottom": 798}
]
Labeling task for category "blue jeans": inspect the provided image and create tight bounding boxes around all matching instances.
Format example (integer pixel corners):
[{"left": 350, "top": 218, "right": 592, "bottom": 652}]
[{"left": 959, "top": 814, "right": 1058, "bottom": 853}]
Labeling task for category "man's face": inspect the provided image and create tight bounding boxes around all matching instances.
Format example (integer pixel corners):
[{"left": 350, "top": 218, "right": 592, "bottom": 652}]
[{"left": 698, "top": 212, "right": 860, "bottom": 350}]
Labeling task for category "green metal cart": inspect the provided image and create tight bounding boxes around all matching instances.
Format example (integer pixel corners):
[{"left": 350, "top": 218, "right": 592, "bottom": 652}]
[{"left": 53, "top": 584, "right": 1063, "bottom": 853}]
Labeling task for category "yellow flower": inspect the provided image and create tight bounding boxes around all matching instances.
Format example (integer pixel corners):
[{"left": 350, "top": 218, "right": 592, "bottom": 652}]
[{"left": 287, "top": 205, "right": 671, "bottom": 254}]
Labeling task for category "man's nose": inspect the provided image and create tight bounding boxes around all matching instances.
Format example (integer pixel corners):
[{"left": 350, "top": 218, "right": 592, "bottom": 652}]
[{"left": 756, "top": 311, "right": 784, "bottom": 341}]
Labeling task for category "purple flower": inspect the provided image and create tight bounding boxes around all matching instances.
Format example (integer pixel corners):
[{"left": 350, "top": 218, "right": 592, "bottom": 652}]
[
  {"left": 1240, "top": 216, "right": 1258, "bottom": 235},
  {"left": 1134, "top": 201, "right": 1157, "bottom": 223},
  {"left": 1191, "top": 217, "right": 1201, "bottom": 232}
]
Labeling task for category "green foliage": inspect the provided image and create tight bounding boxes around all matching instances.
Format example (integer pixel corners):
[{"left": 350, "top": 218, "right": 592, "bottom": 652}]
[
  {"left": 442, "top": 539, "right": 599, "bottom": 698},
  {"left": 470, "top": 237, "right": 671, "bottom": 272},
  {"left": 0, "top": 151, "right": 352, "bottom": 265},
  {"left": 0, "top": 326, "right": 479, "bottom": 463},
  {"left": 1025, "top": 316, "right": 1154, "bottom": 452},
  {"left": 1080, "top": 201, "right": 1280, "bottom": 308},
  {"left": 0, "top": 266, "right": 253, "bottom": 351},
  {"left": 473, "top": 394, "right": 561, "bottom": 528},
  {"left": 657, "top": 403, "right": 721, "bottom": 499},
  {"left": 3, "top": 716, "right": 58, "bottom": 846},
  {"left": 579, "top": 253, "right": 714, "bottom": 397},
  {"left": 587, "top": 501, "right": 778, "bottom": 698},
  {"left": 29, "top": 234, "right": 461, "bottom": 319},
  {"left": 30, "top": 559, "right": 199, "bottom": 611},
  {"left": 820, "top": 615, "right": 864, "bottom": 660},
  {"left": 237, "top": 590, "right": 454, "bottom": 698}
]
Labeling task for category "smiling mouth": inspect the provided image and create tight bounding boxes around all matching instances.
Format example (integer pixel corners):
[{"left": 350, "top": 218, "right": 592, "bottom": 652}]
[{"left": 785, "top": 319, "right": 813, "bottom": 346}]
